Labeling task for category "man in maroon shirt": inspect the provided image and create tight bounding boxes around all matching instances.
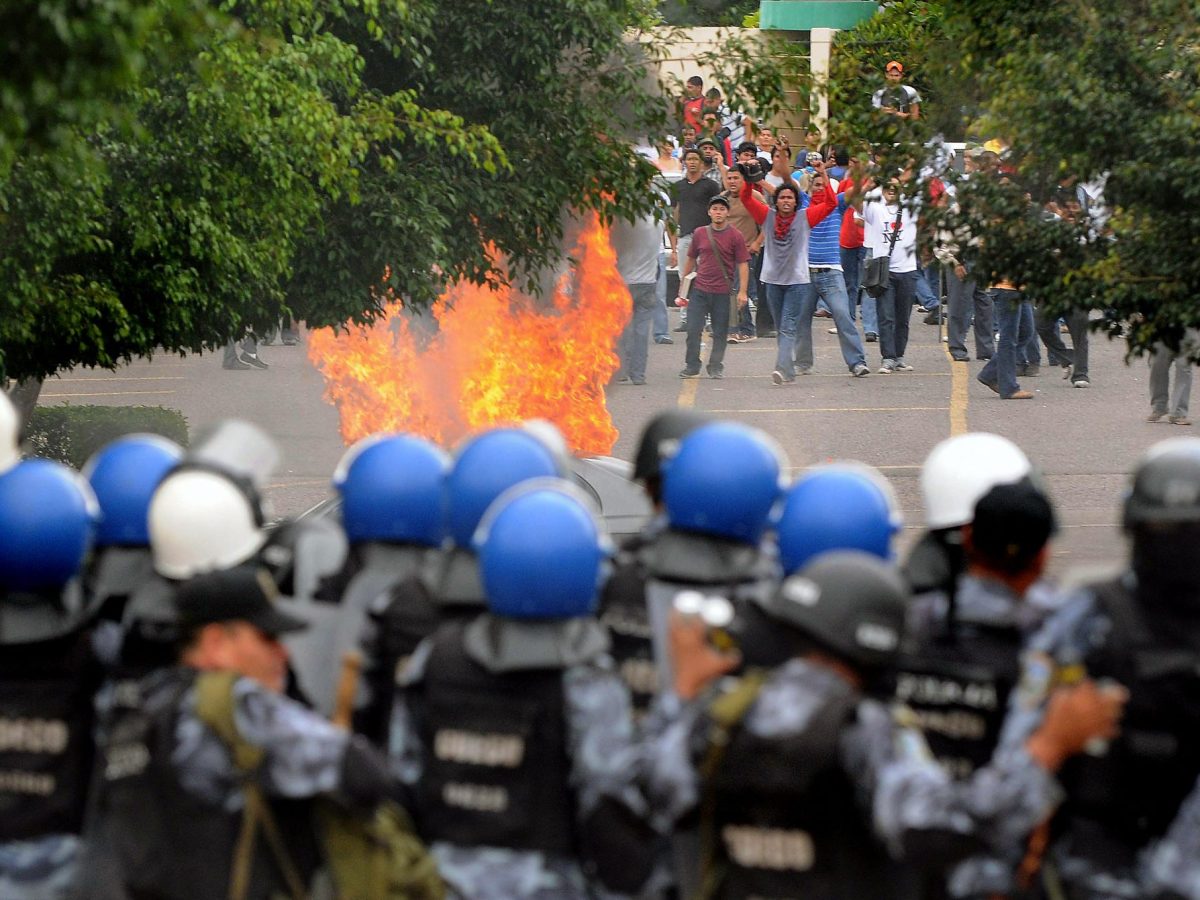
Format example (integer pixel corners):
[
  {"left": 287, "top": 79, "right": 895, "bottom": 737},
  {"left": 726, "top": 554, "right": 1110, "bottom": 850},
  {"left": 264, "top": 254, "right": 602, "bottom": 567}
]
[{"left": 676, "top": 196, "right": 749, "bottom": 379}]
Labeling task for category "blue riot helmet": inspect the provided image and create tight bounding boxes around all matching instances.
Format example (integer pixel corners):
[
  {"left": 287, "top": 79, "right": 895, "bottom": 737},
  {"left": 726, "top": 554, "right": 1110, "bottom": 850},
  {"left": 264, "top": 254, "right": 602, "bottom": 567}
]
[
  {"left": 83, "top": 434, "right": 184, "bottom": 547},
  {"left": 333, "top": 433, "right": 451, "bottom": 546},
  {"left": 475, "top": 480, "right": 610, "bottom": 619},
  {"left": 0, "top": 459, "right": 99, "bottom": 591},
  {"left": 446, "top": 427, "right": 563, "bottom": 549},
  {"left": 775, "top": 462, "right": 903, "bottom": 575},
  {"left": 662, "top": 422, "right": 787, "bottom": 544}
]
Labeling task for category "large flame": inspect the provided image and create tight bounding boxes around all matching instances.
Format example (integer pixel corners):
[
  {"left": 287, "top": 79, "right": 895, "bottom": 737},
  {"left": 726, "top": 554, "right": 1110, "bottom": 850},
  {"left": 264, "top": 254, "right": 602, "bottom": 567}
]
[{"left": 308, "top": 213, "right": 630, "bottom": 455}]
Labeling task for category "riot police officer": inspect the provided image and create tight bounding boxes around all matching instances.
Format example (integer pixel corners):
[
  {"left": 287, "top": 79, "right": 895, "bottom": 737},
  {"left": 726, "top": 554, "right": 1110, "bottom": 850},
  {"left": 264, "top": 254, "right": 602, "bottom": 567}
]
[
  {"left": 423, "top": 425, "right": 563, "bottom": 615},
  {"left": 598, "top": 409, "right": 711, "bottom": 717},
  {"left": 895, "top": 478, "right": 1059, "bottom": 899},
  {"left": 905, "top": 433, "right": 1032, "bottom": 599},
  {"left": 0, "top": 459, "right": 102, "bottom": 899},
  {"left": 82, "top": 434, "right": 183, "bottom": 622},
  {"left": 774, "top": 461, "right": 903, "bottom": 574},
  {"left": 641, "top": 421, "right": 785, "bottom": 706},
  {"left": 644, "top": 551, "right": 1127, "bottom": 900},
  {"left": 996, "top": 437, "right": 1200, "bottom": 898},
  {"left": 317, "top": 433, "right": 450, "bottom": 735},
  {"left": 81, "top": 564, "right": 410, "bottom": 900},
  {"left": 390, "top": 481, "right": 654, "bottom": 899}
]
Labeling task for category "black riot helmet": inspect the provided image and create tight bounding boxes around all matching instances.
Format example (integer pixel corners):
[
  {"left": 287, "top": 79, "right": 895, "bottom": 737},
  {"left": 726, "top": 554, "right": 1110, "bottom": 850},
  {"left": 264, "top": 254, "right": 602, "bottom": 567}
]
[
  {"left": 632, "top": 409, "right": 712, "bottom": 502},
  {"left": 1123, "top": 437, "right": 1200, "bottom": 529},
  {"left": 752, "top": 550, "right": 909, "bottom": 673}
]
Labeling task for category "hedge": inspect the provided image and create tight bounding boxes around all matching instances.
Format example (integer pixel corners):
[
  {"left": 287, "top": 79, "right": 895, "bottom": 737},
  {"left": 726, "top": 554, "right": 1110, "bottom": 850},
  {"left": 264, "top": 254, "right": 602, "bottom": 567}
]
[{"left": 26, "top": 405, "right": 189, "bottom": 468}]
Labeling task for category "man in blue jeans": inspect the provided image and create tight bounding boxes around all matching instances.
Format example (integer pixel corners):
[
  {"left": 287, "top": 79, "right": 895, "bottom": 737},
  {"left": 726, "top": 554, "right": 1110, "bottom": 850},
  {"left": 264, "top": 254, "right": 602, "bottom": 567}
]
[
  {"left": 977, "top": 286, "right": 1035, "bottom": 399},
  {"left": 802, "top": 170, "right": 869, "bottom": 376},
  {"left": 856, "top": 178, "right": 921, "bottom": 373},
  {"left": 676, "top": 196, "right": 749, "bottom": 379}
]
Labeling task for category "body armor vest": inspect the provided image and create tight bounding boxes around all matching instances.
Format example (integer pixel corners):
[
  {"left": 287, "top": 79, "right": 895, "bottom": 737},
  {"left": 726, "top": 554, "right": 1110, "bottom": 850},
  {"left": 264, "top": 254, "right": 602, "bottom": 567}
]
[
  {"left": 356, "top": 574, "right": 442, "bottom": 745},
  {"left": 597, "top": 535, "right": 658, "bottom": 716},
  {"left": 88, "top": 668, "right": 321, "bottom": 899},
  {"left": 0, "top": 624, "right": 102, "bottom": 841},
  {"left": 412, "top": 624, "right": 576, "bottom": 855},
  {"left": 894, "top": 620, "right": 1022, "bottom": 780},
  {"left": 1056, "top": 579, "right": 1200, "bottom": 871},
  {"left": 706, "top": 676, "right": 899, "bottom": 899}
]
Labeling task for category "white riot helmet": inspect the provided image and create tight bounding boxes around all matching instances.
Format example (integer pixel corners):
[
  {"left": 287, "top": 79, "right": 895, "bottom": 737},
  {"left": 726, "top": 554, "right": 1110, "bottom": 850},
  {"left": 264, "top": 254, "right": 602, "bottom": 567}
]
[
  {"left": 148, "top": 468, "right": 266, "bottom": 579},
  {"left": 921, "top": 433, "right": 1032, "bottom": 530},
  {"left": 0, "top": 392, "right": 19, "bottom": 475}
]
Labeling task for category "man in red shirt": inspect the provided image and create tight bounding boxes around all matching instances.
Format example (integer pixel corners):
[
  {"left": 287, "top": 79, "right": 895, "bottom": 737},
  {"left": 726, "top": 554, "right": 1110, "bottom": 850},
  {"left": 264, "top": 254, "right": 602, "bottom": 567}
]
[
  {"left": 680, "top": 75, "right": 704, "bottom": 133},
  {"left": 676, "top": 196, "right": 749, "bottom": 379},
  {"left": 838, "top": 164, "right": 876, "bottom": 341}
]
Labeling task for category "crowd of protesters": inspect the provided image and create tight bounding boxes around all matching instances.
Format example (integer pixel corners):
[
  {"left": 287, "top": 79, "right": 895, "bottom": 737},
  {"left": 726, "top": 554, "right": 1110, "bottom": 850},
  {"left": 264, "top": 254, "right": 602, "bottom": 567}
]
[{"left": 613, "top": 65, "right": 1195, "bottom": 420}]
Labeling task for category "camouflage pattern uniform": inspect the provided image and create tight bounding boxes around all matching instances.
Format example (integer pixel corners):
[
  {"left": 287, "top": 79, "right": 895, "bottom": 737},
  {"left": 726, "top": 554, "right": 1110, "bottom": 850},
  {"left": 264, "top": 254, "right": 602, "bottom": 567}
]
[
  {"left": 389, "top": 621, "right": 648, "bottom": 900},
  {"left": 642, "top": 659, "right": 1062, "bottom": 883},
  {"left": 996, "top": 581, "right": 1200, "bottom": 899}
]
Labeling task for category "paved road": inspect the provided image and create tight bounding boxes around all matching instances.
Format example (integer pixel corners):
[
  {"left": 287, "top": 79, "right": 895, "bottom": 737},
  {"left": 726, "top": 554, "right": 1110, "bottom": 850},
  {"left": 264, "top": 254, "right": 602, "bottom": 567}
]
[{"left": 46, "top": 306, "right": 1183, "bottom": 583}]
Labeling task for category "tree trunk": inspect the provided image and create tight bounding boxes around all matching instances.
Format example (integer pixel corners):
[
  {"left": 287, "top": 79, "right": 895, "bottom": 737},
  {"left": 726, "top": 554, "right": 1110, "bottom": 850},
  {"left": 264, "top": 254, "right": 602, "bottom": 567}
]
[{"left": 7, "top": 378, "right": 44, "bottom": 432}]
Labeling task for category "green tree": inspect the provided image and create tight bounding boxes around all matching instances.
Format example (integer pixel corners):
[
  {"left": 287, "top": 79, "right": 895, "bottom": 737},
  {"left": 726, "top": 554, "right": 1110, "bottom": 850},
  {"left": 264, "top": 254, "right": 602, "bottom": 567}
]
[
  {"left": 3, "top": 0, "right": 797, "bottom": 384},
  {"left": 928, "top": 0, "right": 1200, "bottom": 357}
]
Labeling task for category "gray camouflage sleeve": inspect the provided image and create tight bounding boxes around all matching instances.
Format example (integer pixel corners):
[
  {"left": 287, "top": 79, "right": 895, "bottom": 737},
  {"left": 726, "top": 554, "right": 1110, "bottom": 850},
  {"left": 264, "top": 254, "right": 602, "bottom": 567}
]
[
  {"left": 845, "top": 699, "right": 1061, "bottom": 858},
  {"left": 638, "top": 694, "right": 704, "bottom": 827},
  {"left": 563, "top": 663, "right": 648, "bottom": 819},
  {"left": 174, "top": 678, "right": 350, "bottom": 808},
  {"left": 1141, "top": 776, "right": 1200, "bottom": 898}
]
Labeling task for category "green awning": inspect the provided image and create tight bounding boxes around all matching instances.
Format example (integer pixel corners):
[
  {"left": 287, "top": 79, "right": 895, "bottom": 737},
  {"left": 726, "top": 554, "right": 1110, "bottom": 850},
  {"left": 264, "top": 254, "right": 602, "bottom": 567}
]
[{"left": 759, "top": 1, "right": 878, "bottom": 31}]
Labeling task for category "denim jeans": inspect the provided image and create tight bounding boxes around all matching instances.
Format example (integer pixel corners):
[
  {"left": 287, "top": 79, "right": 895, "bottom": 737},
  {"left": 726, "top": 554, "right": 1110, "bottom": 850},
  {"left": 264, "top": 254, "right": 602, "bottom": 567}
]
[
  {"left": 876, "top": 270, "right": 918, "bottom": 365},
  {"left": 978, "top": 289, "right": 1031, "bottom": 397},
  {"left": 843, "top": 246, "right": 877, "bottom": 335},
  {"left": 735, "top": 250, "right": 760, "bottom": 335},
  {"left": 916, "top": 265, "right": 939, "bottom": 311},
  {"left": 1032, "top": 304, "right": 1089, "bottom": 379},
  {"left": 618, "top": 282, "right": 656, "bottom": 381},
  {"left": 945, "top": 265, "right": 973, "bottom": 359},
  {"left": 1150, "top": 344, "right": 1193, "bottom": 417},
  {"left": 654, "top": 251, "right": 669, "bottom": 338},
  {"left": 684, "top": 287, "right": 732, "bottom": 375},
  {"left": 810, "top": 268, "right": 866, "bottom": 369},
  {"left": 765, "top": 282, "right": 811, "bottom": 378}
]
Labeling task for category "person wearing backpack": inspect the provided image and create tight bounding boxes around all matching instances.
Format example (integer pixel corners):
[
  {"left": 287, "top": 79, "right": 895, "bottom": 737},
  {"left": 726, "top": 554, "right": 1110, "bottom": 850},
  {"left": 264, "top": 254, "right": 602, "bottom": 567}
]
[{"left": 80, "top": 564, "right": 442, "bottom": 900}]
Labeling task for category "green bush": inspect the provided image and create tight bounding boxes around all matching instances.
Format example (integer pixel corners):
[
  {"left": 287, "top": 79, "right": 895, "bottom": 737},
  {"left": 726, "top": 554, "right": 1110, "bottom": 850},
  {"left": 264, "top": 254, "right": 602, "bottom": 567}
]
[{"left": 25, "top": 405, "right": 189, "bottom": 468}]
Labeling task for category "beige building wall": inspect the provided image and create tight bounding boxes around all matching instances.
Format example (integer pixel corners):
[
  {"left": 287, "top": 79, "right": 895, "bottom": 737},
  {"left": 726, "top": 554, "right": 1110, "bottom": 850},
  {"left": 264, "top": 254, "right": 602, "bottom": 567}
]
[{"left": 638, "top": 26, "right": 814, "bottom": 148}]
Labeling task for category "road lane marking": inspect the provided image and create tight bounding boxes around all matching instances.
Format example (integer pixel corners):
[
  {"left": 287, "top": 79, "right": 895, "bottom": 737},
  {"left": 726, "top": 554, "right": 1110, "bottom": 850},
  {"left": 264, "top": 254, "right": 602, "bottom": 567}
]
[
  {"left": 677, "top": 377, "right": 699, "bottom": 408},
  {"left": 944, "top": 333, "right": 969, "bottom": 436},
  {"left": 719, "top": 373, "right": 951, "bottom": 379},
  {"left": 52, "top": 376, "right": 186, "bottom": 382},
  {"left": 707, "top": 406, "right": 950, "bottom": 414},
  {"left": 41, "top": 390, "right": 176, "bottom": 398}
]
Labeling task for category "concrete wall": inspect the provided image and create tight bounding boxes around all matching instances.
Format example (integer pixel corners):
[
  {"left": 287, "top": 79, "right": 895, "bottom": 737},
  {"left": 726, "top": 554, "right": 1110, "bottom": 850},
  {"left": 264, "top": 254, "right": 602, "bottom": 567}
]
[{"left": 638, "top": 26, "right": 815, "bottom": 148}]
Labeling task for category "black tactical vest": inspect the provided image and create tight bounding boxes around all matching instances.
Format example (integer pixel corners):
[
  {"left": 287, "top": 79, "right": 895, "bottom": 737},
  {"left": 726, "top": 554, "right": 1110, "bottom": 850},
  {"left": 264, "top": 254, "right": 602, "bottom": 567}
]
[
  {"left": 0, "top": 624, "right": 103, "bottom": 841},
  {"left": 597, "top": 536, "right": 658, "bottom": 716},
  {"left": 1056, "top": 579, "right": 1200, "bottom": 869},
  {"left": 356, "top": 574, "right": 443, "bottom": 745},
  {"left": 87, "top": 668, "right": 321, "bottom": 900},
  {"left": 707, "top": 679, "right": 900, "bottom": 900},
  {"left": 412, "top": 624, "right": 576, "bottom": 855},
  {"left": 894, "top": 620, "right": 1022, "bottom": 780}
]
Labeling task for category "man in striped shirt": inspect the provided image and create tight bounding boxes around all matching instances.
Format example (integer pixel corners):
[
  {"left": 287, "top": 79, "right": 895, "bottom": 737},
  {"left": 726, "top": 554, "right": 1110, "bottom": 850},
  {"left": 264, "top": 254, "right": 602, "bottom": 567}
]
[{"left": 803, "top": 169, "right": 870, "bottom": 376}]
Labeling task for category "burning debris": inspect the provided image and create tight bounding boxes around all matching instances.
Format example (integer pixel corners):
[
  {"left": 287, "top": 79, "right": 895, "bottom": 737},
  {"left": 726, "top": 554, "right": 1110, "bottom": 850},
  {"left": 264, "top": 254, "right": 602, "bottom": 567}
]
[{"left": 308, "top": 214, "right": 630, "bottom": 455}]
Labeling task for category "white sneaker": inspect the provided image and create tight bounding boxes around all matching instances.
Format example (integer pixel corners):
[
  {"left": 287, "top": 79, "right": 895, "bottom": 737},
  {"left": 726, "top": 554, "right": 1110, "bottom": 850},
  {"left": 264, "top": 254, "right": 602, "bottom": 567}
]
[
  {"left": 895, "top": 362, "right": 915, "bottom": 372},
  {"left": 827, "top": 326, "right": 839, "bottom": 334},
  {"left": 852, "top": 364, "right": 870, "bottom": 377},
  {"left": 878, "top": 364, "right": 894, "bottom": 374}
]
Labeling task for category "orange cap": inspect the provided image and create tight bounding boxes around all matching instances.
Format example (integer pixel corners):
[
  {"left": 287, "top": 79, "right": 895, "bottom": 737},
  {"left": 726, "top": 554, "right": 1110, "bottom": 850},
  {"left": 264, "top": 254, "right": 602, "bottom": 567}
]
[{"left": 886, "top": 60, "right": 904, "bottom": 74}]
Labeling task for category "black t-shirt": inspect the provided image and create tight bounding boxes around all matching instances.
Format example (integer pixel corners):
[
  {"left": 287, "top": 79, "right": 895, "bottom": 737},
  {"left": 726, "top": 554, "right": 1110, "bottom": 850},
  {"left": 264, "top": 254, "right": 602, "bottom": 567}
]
[{"left": 672, "top": 176, "right": 722, "bottom": 238}]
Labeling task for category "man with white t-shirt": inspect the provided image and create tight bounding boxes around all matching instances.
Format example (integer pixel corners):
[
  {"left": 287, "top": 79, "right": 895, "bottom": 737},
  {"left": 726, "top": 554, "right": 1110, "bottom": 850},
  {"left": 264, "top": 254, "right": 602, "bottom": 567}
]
[{"left": 854, "top": 177, "right": 921, "bottom": 373}]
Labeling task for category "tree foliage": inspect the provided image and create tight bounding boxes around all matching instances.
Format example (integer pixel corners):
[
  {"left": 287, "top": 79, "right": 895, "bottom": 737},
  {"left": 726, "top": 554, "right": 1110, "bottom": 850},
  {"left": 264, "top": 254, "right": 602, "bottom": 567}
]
[
  {"left": 829, "top": 0, "right": 1200, "bottom": 358},
  {"left": 0, "top": 0, "right": 687, "bottom": 381}
]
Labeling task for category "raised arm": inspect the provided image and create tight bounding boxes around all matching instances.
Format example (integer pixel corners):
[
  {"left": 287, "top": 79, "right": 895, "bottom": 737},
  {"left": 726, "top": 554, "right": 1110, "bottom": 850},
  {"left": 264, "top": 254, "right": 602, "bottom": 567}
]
[{"left": 739, "top": 179, "right": 769, "bottom": 226}]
